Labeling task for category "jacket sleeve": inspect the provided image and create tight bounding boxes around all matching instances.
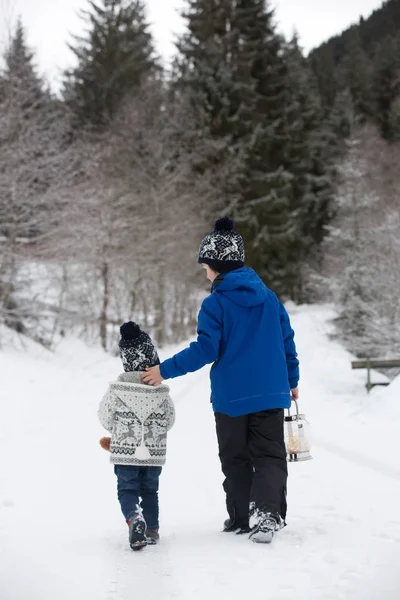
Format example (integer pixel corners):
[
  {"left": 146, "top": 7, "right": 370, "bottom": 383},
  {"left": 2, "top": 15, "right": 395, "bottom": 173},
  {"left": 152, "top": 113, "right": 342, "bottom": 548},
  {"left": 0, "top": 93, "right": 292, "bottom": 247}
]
[
  {"left": 98, "top": 387, "right": 117, "bottom": 433},
  {"left": 279, "top": 302, "right": 300, "bottom": 389},
  {"left": 160, "top": 294, "right": 222, "bottom": 380},
  {"left": 165, "top": 395, "right": 176, "bottom": 432}
]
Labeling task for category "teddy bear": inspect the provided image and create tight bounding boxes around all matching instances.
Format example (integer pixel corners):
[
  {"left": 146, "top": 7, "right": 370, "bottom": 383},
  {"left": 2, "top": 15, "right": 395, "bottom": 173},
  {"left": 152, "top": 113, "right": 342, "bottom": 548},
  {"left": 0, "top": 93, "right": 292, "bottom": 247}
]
[{"left": 99, "top": 437, "right": 111, "bottom": 451}]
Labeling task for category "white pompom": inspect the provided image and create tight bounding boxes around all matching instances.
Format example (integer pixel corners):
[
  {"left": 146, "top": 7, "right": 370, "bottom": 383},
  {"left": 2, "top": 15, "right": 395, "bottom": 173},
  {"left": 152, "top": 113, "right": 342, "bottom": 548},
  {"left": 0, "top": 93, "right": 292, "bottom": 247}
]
[{"left": 134, "top": 444, "right": 151, "bottom": 461}]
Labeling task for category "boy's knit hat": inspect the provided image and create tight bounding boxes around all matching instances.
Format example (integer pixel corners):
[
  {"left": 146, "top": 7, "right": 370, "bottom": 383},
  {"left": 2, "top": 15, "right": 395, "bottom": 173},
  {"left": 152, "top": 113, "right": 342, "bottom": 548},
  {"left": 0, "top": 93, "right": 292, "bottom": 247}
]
[
  {"left": 198, "top": 217, "right": 245, "bottom": 274},
  {"left": 119, "top": 322, "right": 160, "bottom": 372}
]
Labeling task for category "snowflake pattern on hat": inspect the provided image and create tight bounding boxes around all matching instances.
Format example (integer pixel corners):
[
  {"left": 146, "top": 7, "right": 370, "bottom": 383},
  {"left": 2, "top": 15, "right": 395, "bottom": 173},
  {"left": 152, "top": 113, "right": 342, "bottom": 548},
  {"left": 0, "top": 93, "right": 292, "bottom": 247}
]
[
  {"left": 198, "top": 217, "right": 245, "bottom": 263},
  {"left": 119, "top": 322, "right": 159, "bottom": 372}
]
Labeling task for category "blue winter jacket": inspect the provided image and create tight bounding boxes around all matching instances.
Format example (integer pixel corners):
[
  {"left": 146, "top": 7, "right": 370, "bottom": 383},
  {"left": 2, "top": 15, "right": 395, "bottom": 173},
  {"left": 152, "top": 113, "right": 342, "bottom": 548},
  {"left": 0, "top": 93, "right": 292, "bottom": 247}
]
[{"left": 160, "top": 268, "right": 299, "bottom": 417}]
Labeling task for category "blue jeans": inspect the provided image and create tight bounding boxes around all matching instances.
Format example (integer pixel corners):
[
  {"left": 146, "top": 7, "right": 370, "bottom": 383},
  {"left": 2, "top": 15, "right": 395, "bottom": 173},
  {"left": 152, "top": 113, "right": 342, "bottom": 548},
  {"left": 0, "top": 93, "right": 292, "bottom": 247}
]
[{"left": 114, "top": 465, "right": 162, "bottom": 530}]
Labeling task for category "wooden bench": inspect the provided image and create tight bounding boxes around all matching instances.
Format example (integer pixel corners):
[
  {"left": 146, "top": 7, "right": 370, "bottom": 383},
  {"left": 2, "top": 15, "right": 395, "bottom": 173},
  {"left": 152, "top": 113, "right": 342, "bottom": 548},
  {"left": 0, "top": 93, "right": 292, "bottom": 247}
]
[{"left": 351, "top": 359, "right": 400, "bottom": 392}]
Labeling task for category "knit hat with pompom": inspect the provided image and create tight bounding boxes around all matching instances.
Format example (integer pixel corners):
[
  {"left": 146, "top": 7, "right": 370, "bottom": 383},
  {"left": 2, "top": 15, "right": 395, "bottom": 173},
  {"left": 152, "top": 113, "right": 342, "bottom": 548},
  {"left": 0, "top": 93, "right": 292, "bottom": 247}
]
[
  {"left": 119, "top": 322, "right": 159, "bottom": 372},
  {"left": 198, "top": 217, "right": 245, "bottom": 274}
]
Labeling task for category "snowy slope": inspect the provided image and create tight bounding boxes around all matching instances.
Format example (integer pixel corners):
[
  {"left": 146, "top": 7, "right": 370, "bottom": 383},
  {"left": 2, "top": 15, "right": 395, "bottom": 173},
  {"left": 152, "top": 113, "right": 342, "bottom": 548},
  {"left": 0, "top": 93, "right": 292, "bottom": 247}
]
[
  {"left": 292, "top": 304, "right": 400, "bottom": 479},
  {"left": 1, "top": 306, "right": 400, "bottom": 600},
  {"left": 364, "top": 372, "right": 400, "bottom": 421}
]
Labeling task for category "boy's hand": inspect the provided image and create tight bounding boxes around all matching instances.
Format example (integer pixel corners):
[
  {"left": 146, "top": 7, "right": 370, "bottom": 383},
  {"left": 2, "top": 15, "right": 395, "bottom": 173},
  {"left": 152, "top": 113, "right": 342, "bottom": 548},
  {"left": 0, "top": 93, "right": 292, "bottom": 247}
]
[
  {"left": 141, "top": 365, "right": 164, "bottom": 386},
  {"left": 291, "top": 387, "right": 299, "bottom": 401}
]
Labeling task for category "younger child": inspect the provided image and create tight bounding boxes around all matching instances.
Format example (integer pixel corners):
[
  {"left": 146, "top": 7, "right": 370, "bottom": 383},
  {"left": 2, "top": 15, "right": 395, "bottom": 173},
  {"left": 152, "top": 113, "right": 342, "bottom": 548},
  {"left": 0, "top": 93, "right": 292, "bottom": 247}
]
[{"left": 98, "top": 321, "right": 175, "bottom": 550}]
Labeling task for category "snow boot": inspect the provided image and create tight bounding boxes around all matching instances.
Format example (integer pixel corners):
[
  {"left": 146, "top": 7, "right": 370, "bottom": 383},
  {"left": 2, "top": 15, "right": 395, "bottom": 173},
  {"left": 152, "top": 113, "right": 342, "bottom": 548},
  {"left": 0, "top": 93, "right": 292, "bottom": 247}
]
[
  {"left": 128, "top": 508, "right": 147, "bottom": 551},
  {"left": 146, "top": 530, "right": 160, "bottom": 545},
  {"left": 223, "top": 518, "right": 251, "bottom": 535},
  {"left": 249, "top": 513, "right": 283, "bottom": 544}
]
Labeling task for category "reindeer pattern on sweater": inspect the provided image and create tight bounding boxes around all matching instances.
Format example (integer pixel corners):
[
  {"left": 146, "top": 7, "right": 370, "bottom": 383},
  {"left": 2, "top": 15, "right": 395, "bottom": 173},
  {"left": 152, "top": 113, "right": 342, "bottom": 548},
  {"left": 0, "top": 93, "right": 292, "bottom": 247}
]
[{"left": 98, "top": 371, "right": 175, "bottom": 466}]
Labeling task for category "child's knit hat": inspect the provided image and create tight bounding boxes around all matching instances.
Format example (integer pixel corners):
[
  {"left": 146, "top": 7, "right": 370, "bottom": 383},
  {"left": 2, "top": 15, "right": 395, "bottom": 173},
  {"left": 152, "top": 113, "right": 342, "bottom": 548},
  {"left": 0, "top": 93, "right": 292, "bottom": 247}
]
[
  {"left": 119, "top": 322, "right": 160, "bottom": 372},
  {"left": 198, "top": 217, "right": 245, "bottom": 274}
]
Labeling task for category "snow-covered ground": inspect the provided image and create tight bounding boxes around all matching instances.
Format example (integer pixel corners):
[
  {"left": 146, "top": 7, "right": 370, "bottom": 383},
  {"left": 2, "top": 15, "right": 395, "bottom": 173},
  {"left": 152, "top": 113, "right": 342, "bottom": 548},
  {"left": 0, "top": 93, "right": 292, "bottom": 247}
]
[{"left": 1, "top": 305, "right": 400, "bottom": 600}]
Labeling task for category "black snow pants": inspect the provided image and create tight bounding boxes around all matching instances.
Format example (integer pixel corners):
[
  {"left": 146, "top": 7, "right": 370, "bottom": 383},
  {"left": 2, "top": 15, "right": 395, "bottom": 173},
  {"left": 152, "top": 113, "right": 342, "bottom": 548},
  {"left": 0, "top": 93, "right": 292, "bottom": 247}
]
[{"left": 215, "top": 408, "right": 287, "bottom": 527}]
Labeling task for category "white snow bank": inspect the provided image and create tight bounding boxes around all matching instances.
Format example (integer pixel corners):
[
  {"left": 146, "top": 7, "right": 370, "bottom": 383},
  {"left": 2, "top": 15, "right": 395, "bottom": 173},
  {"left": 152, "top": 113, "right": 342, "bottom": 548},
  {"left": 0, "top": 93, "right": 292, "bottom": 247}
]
[
  {"left": 290, "top": 303, "right": 400, "bottom": 479},
  {"left": 364, "top": 373, "right": 400, "bottom": 421},
  {"left": 1, "top": 307, "right": 400, "bottom": 600}
]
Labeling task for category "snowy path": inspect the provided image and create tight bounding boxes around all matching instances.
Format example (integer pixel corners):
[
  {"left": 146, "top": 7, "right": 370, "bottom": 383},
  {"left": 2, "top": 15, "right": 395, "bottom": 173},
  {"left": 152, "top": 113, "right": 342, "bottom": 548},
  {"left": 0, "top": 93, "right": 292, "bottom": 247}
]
[{"left": 1, "top": 307, "right": 400, "bottom": 599}]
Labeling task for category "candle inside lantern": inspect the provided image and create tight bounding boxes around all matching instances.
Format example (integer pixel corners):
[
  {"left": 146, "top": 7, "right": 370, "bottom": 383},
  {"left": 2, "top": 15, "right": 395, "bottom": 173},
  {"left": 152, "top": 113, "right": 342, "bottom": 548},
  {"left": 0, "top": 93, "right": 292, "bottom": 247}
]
[{"left": 284, "top": 402, "right": 312, "bottom": 461}]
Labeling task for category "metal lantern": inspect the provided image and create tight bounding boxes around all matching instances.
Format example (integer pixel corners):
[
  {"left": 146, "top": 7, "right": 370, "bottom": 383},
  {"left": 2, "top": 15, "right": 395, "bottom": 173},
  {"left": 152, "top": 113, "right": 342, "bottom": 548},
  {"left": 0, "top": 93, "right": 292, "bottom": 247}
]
[{"left": 284, "top": 400, "right": 312, "bottom": 462}]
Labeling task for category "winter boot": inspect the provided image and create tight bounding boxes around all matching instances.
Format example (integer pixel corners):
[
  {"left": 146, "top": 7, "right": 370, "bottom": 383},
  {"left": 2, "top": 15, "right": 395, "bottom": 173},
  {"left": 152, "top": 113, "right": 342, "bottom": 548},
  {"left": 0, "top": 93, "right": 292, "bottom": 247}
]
[
  {"left": 128, "top": 508, "right": 147, "bottom": 551},
  {"left": 249, "top": 513, "right": 283, "bottom": 544},
  {"left": 223, "top": 518, "right": 251, "bottom": 535},
  {"left": 146, "top": 530, "right": 160, "bottom": 545}
]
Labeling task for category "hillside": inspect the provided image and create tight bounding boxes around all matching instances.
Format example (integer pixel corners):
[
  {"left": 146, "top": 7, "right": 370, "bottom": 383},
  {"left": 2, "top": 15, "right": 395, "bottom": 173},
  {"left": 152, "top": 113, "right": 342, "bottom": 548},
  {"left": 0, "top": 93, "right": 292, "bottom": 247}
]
[
  {"left": 310, "top": 0, "right": 400, "bottom": 64},
  {"left": 309, "top": 0, "right": 400, "bottom": 141}
]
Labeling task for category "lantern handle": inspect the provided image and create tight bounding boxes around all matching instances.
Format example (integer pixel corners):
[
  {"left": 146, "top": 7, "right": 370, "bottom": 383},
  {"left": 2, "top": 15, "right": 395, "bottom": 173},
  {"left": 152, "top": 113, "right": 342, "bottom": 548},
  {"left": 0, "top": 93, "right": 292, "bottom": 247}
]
[{"left": 288, "top": 399, "right": 300, "bottom": 420}]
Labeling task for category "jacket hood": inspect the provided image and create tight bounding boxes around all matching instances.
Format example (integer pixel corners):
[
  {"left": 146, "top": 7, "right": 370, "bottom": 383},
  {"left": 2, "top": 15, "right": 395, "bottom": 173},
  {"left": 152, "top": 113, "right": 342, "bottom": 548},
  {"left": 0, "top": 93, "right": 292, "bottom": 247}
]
[
  {"left": 212, "top": 267, "right": 268, "bottom": 307},
  {"left": 109, "top": 371, "right": 170, "bottom": 418},
  {"left": 115, "top": 371, "right": 169, "bottom": 389}
]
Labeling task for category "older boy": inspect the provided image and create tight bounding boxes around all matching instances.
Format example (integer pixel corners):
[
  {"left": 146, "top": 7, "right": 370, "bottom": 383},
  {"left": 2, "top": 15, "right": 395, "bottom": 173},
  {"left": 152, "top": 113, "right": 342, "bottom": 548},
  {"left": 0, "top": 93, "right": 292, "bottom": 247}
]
[{"left": 142, "top": 217, "right": 299, "bottom": 544}]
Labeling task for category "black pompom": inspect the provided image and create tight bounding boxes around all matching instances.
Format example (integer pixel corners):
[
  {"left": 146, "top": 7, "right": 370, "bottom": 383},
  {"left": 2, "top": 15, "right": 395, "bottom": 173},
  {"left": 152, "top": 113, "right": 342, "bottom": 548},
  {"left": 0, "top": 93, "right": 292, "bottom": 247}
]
[
  {"left": 120, "top": 321, "right": 141, "bottom": 340},
  {"left": 214, "top": 216, "right": 235, "bottom": 232}
]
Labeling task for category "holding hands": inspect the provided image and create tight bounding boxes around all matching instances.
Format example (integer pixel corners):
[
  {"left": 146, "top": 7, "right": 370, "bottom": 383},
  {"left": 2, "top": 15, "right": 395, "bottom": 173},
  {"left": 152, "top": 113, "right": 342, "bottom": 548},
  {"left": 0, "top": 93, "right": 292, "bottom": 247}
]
[{"left": 141, "top": 365, "right": 164, "bottom": 387}]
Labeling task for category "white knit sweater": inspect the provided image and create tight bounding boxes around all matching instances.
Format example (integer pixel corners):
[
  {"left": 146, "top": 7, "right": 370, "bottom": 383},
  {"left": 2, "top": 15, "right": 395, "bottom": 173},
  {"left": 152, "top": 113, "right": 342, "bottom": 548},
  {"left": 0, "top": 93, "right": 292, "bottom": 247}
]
[{"left": 98, "top": 372, "right": 175, "bottom": 466}]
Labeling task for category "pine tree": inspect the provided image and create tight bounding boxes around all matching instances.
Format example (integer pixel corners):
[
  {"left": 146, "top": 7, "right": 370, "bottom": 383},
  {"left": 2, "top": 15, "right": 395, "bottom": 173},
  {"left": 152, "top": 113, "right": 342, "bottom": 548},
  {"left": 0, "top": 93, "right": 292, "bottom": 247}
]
[
  {"left": 173, "top": 0, "right": 240, "bottom": 209},
  {"left": 230, "top": 5, "right": 335, "bottom": 299},
  {"left": 64, "top": 0, "right": 158, "bottom": 129},
  {"left": 0, "top": 19, "right": 64, "bottom": 235},
  {"left": 176, "top": 0, "right": 336, "bottom": 298},
  {"left": 230, "top": 0, "right": 294, "bottom": 294},
  {"left": 176, "top": 0, "right": 294, "bottom": 293},
  {"left": 4, "top": 19, "right": 44, "bottom": 101},
  {"left": 372, "top": 35, "right": 400, "bottom": 140},
  {"left": 0, "top": 20, "right": 67, "bottom": 333},
  {"left": 310, "top": 43, "right": 337, "bottom": 114},
  {"left": 341, "top": 28, "right": 372, "bottom": 122},
  {"left": 176, "top": 0, "right": 235, "bottom": 134},
  {"left": 279, "top": 36, "right": 336, "bottom": 300}
]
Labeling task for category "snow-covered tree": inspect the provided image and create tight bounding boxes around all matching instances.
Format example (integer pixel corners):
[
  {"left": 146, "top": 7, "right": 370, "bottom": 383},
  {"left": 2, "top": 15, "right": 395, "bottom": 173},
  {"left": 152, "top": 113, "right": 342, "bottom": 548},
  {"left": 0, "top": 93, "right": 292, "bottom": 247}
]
[
  {"left": 175, "top": 0, "right": 336, "bottom": 298},
  {"left": 0, "top": 20, "right": 68, "bottom": 336},
  {"left": 57, "top": 82, "right": 214, "bottom": 349},
  {"left": 323, "top": 124, "right": 400, "bottom": 358},
  {"left": 64, "top": 0, "right": 159, "bottom": 130}
]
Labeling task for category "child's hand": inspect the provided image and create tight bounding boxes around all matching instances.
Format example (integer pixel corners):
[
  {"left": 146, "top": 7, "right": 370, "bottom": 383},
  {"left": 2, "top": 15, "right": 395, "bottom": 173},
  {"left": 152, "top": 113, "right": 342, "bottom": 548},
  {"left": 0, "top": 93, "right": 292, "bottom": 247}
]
[
  {"left": 291, "top": 387, "right": 299, "bottom": 401},
  {"left": 141, "top": 365, "right": 164, "bottom": 386}
]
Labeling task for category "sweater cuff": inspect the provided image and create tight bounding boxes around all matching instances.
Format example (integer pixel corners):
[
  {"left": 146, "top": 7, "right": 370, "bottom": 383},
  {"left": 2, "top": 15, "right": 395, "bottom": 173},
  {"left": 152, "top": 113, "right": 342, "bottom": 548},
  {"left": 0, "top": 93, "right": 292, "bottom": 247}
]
[{"left": 289, "top": 378, "right": 298, "bottom": 389}]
